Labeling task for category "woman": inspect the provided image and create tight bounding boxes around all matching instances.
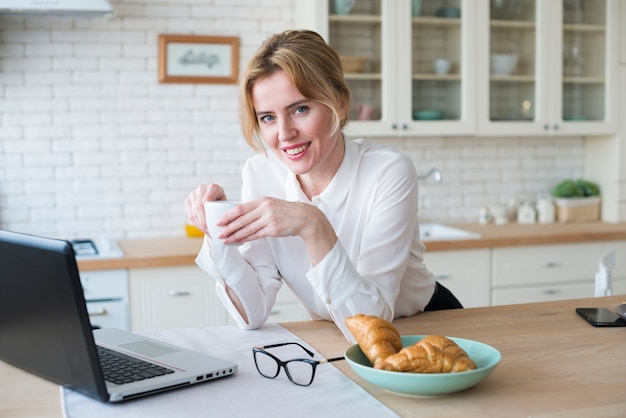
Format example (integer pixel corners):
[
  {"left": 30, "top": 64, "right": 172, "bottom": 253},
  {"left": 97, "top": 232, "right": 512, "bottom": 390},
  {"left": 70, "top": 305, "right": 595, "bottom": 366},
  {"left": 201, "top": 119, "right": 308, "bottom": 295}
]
[{"left": 185, "top": 30, "right": 461, "bottom": 341}]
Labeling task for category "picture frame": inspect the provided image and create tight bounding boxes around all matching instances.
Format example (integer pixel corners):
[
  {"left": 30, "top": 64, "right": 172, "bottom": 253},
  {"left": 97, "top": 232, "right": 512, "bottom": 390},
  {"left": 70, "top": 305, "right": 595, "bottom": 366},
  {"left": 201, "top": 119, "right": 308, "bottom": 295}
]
[{"left": 158, "top": 34, "right": 239, "bottom": 84}]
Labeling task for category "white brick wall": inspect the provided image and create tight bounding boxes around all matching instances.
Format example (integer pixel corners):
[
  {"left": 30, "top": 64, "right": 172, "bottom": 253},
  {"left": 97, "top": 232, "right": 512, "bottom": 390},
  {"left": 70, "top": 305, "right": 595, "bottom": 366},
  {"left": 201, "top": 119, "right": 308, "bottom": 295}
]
[{"left": 0, "top": 0, "right": 584, "bottom": 240}]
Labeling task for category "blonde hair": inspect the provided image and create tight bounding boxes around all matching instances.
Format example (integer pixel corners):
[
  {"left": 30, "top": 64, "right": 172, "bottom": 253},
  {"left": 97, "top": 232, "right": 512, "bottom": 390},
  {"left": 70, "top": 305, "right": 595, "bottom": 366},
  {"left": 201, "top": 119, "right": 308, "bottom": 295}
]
[{"left": 239, "top": 30, "right": 352, "bottom": 153}]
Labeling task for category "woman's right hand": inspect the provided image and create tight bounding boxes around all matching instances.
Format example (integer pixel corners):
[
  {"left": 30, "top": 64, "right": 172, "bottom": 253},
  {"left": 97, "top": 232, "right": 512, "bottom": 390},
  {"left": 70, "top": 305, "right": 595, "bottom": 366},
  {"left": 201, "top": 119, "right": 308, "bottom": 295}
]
[{"left": 184, "top": 184, "right": 227, "bottom": 234}]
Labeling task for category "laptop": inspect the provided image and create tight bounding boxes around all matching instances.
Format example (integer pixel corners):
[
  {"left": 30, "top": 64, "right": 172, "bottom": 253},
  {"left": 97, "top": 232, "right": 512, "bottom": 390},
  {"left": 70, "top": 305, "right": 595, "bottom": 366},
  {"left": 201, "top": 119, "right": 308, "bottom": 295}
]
[{"left": 0, "top": 230, "right": 237, "bottom": 402}]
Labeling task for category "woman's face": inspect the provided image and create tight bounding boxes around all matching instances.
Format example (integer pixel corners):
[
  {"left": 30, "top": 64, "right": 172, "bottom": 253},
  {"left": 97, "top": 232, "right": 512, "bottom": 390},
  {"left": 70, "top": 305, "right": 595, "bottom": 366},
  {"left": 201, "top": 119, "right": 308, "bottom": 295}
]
[{"left": 252, "top": 70, "right": 345, "bottom": 185}]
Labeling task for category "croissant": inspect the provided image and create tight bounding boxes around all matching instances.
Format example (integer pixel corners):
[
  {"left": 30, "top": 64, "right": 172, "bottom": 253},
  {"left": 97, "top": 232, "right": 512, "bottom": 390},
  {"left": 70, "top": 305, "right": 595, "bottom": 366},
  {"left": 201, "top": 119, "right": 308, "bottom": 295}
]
[
  {"left": 380, "top": 335, "right": 477, "bottom": 373},
  {"left": 345, "top": 314, "right": 402, "bottom": 369}
]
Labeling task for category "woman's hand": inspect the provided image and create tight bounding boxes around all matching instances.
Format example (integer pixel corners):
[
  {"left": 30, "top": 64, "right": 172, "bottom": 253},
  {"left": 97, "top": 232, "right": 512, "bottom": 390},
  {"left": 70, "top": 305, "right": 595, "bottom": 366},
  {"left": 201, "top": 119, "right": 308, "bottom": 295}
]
[
  {"left": 219, "top": 197, "right": 337, "bottom": 265},
  {"left": 184, "top": 184, "right": 228, "bottom": 233}
]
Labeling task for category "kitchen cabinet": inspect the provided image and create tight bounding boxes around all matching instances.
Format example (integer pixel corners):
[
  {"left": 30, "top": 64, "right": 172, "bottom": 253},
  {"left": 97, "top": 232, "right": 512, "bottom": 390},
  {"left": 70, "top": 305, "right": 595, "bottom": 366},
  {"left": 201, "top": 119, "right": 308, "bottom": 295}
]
[
  {"left": 621, "top": 0, "right": 626, "bottom": 64},
  {"left": 80, "top": 269, "right": 130, "bottom": 330},
  {"left": 491, "top": 242, "right": 604, "bottom": 305},
  {"left": 296, "top": 0, "right": 618, "bottom": 138},
  {"left": 129, "top": 265, "right": 309, "bottom": 331},
  {"left": 425, "top": 239, "right": 626, "bottom": 307},
  {"left": 295, "top": 0, "right": 476, "bottom": 137},
  {"left": 423, "top": 249, "right": 490, "bottom": 308},
  {"left": 268, "top": 285, "right": 311, "bottom": 323},
  {"left": 477, "top": 0, "right": 619, "bottom": 136},
  {"left": 129, "top": 266, "right": 234, "bottom": 331}
]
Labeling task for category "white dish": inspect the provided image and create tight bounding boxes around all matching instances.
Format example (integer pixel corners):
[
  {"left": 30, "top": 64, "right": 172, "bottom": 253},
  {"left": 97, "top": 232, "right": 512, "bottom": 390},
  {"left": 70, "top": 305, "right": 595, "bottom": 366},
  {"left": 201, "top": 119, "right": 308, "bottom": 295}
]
[{"left": 491, "top": 53, "right": 518, "bottom": 75}]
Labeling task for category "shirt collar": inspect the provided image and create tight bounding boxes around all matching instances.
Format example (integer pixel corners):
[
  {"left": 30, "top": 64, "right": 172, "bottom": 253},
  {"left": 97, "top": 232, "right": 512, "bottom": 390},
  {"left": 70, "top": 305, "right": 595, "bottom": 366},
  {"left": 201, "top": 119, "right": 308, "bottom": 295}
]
[{"left": 285, "top": 138, "right": 358, "bottom": 210}]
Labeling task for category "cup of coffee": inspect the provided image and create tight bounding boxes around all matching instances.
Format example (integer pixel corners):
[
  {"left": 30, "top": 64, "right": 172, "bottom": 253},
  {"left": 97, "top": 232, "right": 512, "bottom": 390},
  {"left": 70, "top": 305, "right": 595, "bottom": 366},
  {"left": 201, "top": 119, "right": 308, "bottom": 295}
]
[{"left": 204, "top": 200, "right": 243, "bottom": 246}]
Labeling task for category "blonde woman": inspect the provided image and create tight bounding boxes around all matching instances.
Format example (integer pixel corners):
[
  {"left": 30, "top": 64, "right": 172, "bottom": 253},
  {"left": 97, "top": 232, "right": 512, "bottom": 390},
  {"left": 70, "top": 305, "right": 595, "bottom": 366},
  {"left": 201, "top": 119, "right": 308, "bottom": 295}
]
[{"left": 185, "top": 30, "right": 461, "bottom": 341}]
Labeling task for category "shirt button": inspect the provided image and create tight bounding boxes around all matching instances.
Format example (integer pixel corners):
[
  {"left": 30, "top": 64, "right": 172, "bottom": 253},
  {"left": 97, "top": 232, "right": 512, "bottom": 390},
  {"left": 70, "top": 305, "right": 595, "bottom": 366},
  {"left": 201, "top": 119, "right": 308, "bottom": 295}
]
[
  {"left": 326, "top": 298, "right": 332, "bottom": 305},
  {"left": 313, "top": 197, "right": 322, "bottom": 205}
]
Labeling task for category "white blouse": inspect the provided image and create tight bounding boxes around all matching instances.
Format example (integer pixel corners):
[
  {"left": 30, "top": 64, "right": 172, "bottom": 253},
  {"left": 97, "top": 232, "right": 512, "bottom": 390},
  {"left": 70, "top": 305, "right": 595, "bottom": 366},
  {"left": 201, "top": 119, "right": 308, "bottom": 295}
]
[{"left": 195, "top": 138, "right": 436, "bottom": 341}]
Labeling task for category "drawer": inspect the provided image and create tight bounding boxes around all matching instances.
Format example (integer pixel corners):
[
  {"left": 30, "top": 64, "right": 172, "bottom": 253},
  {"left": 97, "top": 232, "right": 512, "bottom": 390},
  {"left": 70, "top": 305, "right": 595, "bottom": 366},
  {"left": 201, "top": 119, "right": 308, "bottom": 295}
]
[
  {"left": 492, "top": 243, "right": 603, "bottom": 287},
  {"left": 80, "top": 269, "right": 129, "bottom": 300},
  {"left": 492, "top": 282, "right": 593, "bottom": 306},
  {"left": 268, "top": 302, "right": 310, "bottom": 323},
  {"left": 269, "top": 285, "right": 309, "bottom": 323},
  {"left": 86, "top": 300, "right": 129, "bottom": 330},
  {"left": 424, "top": 249, "right": 490, "bottom": 308}
]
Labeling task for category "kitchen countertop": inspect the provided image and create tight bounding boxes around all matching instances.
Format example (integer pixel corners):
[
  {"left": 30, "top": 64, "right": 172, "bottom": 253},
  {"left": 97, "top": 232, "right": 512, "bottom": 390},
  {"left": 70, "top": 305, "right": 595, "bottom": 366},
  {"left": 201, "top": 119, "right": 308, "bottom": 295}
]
[
  {"left": 3, "top": 295, "right": 626, "bottom": 417},
  {"left": 76, "top": 222, "right": 626, "bottom": 271},
  {"left": 428, "top": 221, "right": 626, "bottom": 251}
]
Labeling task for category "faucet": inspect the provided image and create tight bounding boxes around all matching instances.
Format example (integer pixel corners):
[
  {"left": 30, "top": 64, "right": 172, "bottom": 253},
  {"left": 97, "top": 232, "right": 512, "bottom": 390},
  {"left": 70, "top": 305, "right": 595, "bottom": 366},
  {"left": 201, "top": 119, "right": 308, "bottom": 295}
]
[{"left": 418, "top": 168, "right": 442, "bottom": 182}]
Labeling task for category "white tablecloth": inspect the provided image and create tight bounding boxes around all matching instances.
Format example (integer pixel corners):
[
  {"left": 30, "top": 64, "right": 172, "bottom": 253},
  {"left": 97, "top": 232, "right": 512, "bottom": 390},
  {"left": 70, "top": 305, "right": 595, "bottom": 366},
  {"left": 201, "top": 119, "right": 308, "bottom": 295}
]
[{"left": 61, "top": 323, "right": 398, "bottom": 417}]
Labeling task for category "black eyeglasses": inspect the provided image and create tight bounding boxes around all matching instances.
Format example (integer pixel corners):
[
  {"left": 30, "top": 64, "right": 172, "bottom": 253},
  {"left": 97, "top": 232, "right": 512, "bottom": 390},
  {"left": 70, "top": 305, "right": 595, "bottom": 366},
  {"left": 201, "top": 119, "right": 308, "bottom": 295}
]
[{"left": 252, "top": 342, "right": 344, "bottom": 386}]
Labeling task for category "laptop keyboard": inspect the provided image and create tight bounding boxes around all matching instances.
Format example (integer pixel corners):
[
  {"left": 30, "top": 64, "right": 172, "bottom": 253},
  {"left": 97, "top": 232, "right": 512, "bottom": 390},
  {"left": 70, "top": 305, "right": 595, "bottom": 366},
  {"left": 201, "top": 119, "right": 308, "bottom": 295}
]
[{"left": 97, "top": 346, "right": 175, "bottom": 385}]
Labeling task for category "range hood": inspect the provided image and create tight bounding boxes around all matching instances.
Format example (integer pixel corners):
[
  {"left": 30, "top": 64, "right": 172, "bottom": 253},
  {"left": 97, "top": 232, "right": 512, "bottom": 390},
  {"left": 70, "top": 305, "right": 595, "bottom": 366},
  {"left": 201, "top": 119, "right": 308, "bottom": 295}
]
[{"left": 0, "top": 0, "right": 115, "bottom": 18}]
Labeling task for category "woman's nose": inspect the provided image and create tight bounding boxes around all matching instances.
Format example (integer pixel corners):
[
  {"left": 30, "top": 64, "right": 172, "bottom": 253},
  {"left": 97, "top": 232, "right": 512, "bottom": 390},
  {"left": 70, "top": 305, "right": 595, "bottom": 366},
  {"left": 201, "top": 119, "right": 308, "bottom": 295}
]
[{"left": 277, "top": 118, "right": 296, "bottom": 141}]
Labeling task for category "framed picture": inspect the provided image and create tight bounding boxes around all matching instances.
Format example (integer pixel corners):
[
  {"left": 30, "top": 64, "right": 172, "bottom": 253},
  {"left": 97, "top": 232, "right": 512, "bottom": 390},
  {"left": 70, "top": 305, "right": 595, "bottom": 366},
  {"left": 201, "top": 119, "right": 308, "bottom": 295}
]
[{"left": 158, "top": 34, "right": 239, "bottom": 84}]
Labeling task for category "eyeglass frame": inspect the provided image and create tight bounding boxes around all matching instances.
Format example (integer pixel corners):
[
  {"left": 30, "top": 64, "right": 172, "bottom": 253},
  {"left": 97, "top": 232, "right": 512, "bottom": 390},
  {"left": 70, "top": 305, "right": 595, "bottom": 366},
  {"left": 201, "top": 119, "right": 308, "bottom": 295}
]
[{"left": 252, "top": 341, "right": 344, "bottom": 386}]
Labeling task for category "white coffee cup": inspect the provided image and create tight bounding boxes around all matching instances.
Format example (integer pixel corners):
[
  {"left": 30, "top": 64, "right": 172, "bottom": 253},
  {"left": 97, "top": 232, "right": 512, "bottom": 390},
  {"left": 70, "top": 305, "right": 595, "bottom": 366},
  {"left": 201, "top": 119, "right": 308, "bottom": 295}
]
[
  {"left": 433, "top": 58, "right": 451, "bottom": 75},
  {"left": 204, "top": 200, "right": 243, "bottom": 246}
]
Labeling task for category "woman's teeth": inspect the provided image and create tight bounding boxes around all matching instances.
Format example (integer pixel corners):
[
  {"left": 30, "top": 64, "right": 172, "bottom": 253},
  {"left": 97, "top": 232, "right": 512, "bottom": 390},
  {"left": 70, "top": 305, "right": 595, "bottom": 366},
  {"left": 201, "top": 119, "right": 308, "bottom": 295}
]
[{"left": 285, "top": 144, "right": 308, "bottom": 155}]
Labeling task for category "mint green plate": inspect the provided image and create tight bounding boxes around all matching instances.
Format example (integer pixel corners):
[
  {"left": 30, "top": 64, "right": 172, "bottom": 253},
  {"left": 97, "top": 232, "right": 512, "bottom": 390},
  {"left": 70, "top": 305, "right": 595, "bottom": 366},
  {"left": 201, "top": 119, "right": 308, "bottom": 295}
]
[{"left": 345, "top": 335, "right": 501, "bottom": 397}]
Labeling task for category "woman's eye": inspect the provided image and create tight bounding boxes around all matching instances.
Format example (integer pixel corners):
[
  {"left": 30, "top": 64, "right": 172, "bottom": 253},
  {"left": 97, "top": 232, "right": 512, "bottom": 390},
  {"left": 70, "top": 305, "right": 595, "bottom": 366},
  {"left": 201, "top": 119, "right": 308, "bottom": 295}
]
[
  {"left": 259, "top": 114, "right": 274, "bottom": 123},
  {"left": 294, "top": 106, "right": 308, "bottom": 115}
]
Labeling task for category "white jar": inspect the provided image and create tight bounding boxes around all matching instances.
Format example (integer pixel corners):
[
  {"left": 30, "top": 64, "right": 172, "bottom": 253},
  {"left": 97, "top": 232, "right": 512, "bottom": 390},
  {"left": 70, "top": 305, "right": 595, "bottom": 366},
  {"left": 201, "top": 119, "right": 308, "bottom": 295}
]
[
  {"left": 536, "top": 198, "right": 555, "bottom": 224},
  {"left": 517, "top": 201, "right": 536, "bottom": 224}
]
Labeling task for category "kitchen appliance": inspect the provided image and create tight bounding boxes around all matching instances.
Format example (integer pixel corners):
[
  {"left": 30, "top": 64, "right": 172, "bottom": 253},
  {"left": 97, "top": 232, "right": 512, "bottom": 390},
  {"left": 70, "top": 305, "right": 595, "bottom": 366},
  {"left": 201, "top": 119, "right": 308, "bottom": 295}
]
[{"left": 71, "top": 238, "right": 129, "bottom": 331}]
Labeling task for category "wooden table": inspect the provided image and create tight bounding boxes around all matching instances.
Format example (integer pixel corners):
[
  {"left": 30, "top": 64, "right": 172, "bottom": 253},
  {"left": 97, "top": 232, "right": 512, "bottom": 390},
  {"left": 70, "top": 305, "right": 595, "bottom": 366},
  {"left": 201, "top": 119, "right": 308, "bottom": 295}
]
[{"left": 2, "top": 296, "right": 626, "bottom": 417}]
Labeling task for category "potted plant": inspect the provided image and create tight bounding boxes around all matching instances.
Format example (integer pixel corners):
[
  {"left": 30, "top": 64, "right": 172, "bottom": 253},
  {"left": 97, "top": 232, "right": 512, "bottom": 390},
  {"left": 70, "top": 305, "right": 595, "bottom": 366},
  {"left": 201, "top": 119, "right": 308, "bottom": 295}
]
[{"left": 550, "top": 179, "right": 601, "bottom": 223}]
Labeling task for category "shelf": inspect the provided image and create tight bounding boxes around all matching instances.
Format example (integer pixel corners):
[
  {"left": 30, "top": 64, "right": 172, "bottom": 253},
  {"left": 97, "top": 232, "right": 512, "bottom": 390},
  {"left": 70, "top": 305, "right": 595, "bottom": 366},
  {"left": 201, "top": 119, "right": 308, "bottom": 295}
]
[
  {"left": 413, "top": 73, "right": 461, "bottom": 81},
  {"left": 329, "top": 14, "right": 381, "bottom": 23},
  {"left": 490, "top": 20, "right": 536, "bottom": 29},
  {"left": 563, "top": 77, "right": 606, "bottom": 84},
  {"left": 344, "top": 72, "right": 382, "bottom": 80},
  {"left": 563, "top": 23, "right": 606, "bottom": 33},
  {"left": 412, "top": 17, "right": 461, "bottom": 26}
]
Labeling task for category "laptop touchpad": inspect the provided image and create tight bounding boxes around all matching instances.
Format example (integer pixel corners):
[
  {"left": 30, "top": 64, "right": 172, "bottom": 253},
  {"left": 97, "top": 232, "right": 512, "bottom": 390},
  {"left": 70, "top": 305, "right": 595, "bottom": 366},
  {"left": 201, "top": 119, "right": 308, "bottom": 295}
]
[{"left": 119, "top": 340, "right": 180, "bottom": 357}]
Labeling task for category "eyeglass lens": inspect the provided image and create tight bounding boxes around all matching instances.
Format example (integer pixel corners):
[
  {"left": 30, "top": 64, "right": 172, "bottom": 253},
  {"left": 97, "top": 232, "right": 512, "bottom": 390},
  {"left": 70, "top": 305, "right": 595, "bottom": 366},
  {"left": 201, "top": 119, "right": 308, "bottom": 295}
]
[{"left": 254, "top": 350, "right": 315, "bottom": 386}]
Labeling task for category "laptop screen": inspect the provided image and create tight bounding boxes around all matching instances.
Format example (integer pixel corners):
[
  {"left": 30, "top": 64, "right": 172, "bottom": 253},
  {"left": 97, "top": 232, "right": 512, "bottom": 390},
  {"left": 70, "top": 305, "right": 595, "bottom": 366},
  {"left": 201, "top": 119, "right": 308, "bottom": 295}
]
[{"left": 0, "top": 230, "right": 109, "bottom": 401}]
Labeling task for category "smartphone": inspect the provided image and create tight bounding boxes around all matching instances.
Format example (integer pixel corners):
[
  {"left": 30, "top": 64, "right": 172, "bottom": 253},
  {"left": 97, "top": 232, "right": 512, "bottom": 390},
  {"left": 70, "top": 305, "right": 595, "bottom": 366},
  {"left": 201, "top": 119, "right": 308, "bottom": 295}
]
[{"left": 576, "top": 307, "right": 626, "bottom": 327}]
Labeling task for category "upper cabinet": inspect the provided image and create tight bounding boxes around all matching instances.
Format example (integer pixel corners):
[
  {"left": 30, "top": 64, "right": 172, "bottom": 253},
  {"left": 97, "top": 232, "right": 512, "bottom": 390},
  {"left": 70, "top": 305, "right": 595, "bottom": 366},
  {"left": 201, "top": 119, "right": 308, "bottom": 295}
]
[
  {"left": 477, "top": 0, "right": 619, "bottom": 136},
  {"left": 295, "top": 0, "right": 619, "bottom": 138},
  {"left": 295, "top": 0, "right": 476, "bottom": 137}
]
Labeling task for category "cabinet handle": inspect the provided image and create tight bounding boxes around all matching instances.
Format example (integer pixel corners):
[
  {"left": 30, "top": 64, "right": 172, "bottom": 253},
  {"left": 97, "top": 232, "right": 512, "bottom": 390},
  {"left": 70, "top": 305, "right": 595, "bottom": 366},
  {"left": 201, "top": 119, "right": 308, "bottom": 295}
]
[
  {"left": 542, "top": 288, "right": 560, "bottom": 295},
  {"left": 542, "top": 261, "right": 561, "bottom": 268},
  {"left": 269, "top": 309, "right": 281, "bottom": 315},
  {"left": 401, "top": 123, "right": 408, "bottom": 130},
  {"left": 391, "top": 123, "right": 398, "bottom": 130},
  {"left": 543, "top": 123, "right": 549, "bottom": 130},
  {"left": 88, "top": 308, "right": 108, "bottom": 316},
  {"left": 434, "top": 274, "right": 452, "bottom": 280},
  {"left": 168, "top": 290, "right": 191, "bottom": 297},
  {"left": 553, "top": 124, "right": 559, "bottom": 131}
]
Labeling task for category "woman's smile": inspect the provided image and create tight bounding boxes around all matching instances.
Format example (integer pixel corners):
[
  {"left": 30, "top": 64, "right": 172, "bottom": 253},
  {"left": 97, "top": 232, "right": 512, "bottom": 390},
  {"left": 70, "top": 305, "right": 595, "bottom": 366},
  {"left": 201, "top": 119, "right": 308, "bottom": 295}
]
[{"left": 283, "top": 142, "right": 311, "bottom": 157}]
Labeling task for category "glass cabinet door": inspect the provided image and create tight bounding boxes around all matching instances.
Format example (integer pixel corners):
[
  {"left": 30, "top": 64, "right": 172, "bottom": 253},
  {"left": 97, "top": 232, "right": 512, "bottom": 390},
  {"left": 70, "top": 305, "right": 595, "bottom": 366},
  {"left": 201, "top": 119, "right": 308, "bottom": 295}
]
[
  {"left": 327, "top": 0, "right": 384, "bottom": 124},
  {"left": 561, "top": 0, "right": 607, "bottom": 123},
  {"left": 411, "top": 0, "right": 464, "bottom": 123},
  {"left": 480, "top": 0, "right": 616, "bottom": 136},
  {"left": 488, "top": 0, "right": 537, "bottom": 123}
]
